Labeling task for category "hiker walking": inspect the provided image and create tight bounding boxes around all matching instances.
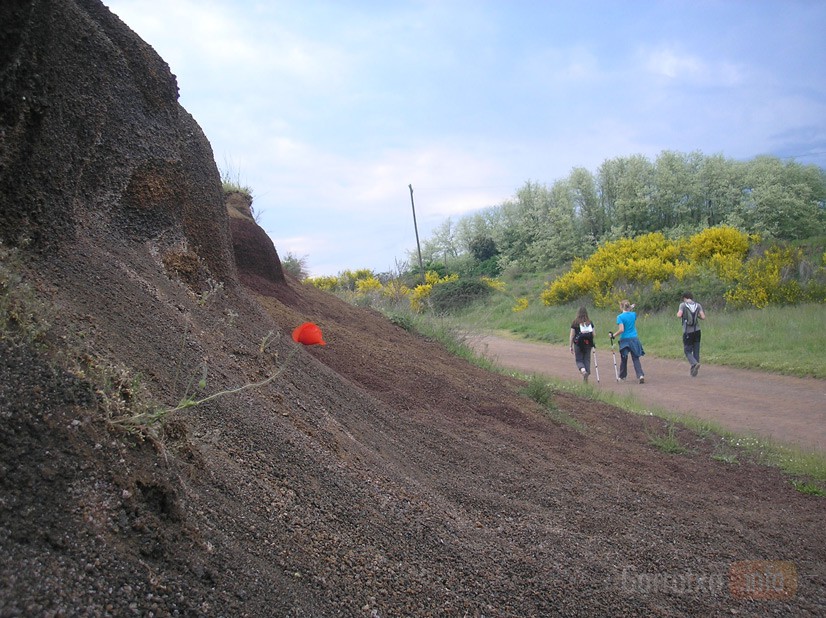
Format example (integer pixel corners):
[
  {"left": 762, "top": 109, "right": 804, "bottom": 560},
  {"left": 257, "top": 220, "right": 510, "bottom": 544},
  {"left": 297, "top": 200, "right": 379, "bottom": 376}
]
[
  {"left": 677, "top": 292, "right": 705, "bottom": 376},
  {"left": 569, "top": 306, "right": 596, "bottom": 383},
  {"left": 612, "top": 299, "right": 645, "bottom": 384}
]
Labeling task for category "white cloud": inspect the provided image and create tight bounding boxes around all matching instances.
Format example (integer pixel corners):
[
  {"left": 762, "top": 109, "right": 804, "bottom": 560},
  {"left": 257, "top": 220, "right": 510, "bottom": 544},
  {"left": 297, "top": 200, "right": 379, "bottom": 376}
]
[
  {"left": 643, "top": 47, "right": 703, "bottom": 79},
  {"left": 638, "top": 45, "right": 746, "bottom": 88}
]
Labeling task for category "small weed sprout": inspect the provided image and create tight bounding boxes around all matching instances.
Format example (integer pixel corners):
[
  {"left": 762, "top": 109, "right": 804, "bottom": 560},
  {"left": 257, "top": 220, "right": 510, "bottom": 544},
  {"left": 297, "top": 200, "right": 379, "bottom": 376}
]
[
  {"left": 711, "top": 442, "right": 740, "bottom": 464},
  {"left": 0, "top": 239, "right": 52, "bottom": 342},
  {"left": 647, "top": 424, "right": 689, "bottom": 455},
  {"left": 711, "top": 451, "right": 739, "bottom": 465},
  {"left": 219, "top": 158, "right": 254, "bottom": 201},
  {"left": 111, "top": 345, "right": 299, "bottom": 434},
  {"left": 521, "top": 375, "right": 586, "bottom": 432},
  {"left": 791, "top": 480, "right": 825, "bottom": 496},
  {"left": 523, "top": 374, "right": 554, "bottom": 407},
  {"left": 197, "top": 279, "right": 224, "bottom": 307},
  {"left": 225, "top": 309, "right": 238, "bottom": 327},
  {"left": 259, "top": 330, "right": 277, "bottom": 355}
]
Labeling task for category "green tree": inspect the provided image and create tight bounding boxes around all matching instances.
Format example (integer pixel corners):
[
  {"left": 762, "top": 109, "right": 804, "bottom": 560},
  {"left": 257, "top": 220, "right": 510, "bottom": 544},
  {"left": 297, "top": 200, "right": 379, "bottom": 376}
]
[
  {"left": 616, "top": 155, "right": 656, "bottom": 234},
  {"left": 698, "top": 154, "right": 745, "bottom": 227},
  {"left": 526, "top": 178, "right": 584, "bottom": 269},
  {"left": 597, "top": 157, "right": 623, "bottom": 235},
  {"left": 494, "top": 181, "right": 550, "bottom": 268},
  {"left": 653, "top": 150, "right": 703, "bottom": 228},
  {"left": 281, "top": 252, "right": 309, "bottom": 280},
  {"left": 569, "top": 167, "right": 603, "bottom": 241},
  {"left": 737, "top": 156, "right": 826, "bottom": 240},
  {"left": 468, "top": 235, "right": 498, "bottom": 262},
  {"left": 415, "top": 217, "right": 461, "bottom": 269}
]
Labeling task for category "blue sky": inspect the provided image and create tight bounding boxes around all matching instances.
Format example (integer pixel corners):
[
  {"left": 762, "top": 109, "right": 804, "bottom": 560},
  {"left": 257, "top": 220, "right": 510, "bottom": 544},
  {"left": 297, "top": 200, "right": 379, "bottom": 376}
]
[{"left": 106, "top": 0, "right": 826, "bottom": 277}]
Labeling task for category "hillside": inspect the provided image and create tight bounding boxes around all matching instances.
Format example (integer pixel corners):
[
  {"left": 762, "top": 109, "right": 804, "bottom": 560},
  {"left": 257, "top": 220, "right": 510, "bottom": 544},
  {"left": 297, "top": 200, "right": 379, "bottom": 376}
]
[{"left": 1, "top": 1, "right": 824, "bottom": 616}]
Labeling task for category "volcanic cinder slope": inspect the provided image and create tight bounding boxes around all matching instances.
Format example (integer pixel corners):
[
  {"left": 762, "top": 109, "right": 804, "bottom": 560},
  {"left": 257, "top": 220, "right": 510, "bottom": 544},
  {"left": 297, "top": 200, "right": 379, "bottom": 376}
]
[{"left": 1, "top": 1, "right": 823, "bottom": 616}]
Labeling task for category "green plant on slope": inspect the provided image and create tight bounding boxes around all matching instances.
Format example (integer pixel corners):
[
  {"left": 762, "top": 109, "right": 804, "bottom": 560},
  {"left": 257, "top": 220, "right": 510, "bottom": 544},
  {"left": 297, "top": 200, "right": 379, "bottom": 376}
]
[
  {"left": 0, "top": 239, "right": 52, "bottom": 343},
  {"left": 647, "top": 424, "right": 689, "bottom": 455},
  {"left": 790, "top": 480, "right": 825, "bottom": 497},
  {"left": 219, "top": 160, "right": 253, "bottom": 200},
  {"left": 521, "top": 374, "right": 586, "bottom": 432}
]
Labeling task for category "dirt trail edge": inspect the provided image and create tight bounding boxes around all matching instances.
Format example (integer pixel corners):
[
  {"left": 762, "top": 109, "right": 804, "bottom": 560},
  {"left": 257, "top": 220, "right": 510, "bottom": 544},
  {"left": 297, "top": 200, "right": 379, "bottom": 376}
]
[{"left": 471, "top": 334, "right": 826, "bottom": 453}]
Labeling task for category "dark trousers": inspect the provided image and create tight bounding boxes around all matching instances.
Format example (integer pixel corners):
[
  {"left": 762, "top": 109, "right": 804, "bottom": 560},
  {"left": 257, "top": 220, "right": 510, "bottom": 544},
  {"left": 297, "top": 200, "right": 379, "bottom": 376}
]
[
  {"left": 683, "top": 330, "right": 701, "bottom": 365},
  {"left": 574, "top": 345, "right": 592, "bottom": 374}
]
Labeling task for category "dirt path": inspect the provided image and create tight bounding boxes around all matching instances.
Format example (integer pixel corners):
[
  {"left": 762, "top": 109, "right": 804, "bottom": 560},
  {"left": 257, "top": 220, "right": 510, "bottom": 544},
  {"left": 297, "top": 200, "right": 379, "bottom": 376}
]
[{"left": 470, "top": 334, "right": 826, "bottom": 452}]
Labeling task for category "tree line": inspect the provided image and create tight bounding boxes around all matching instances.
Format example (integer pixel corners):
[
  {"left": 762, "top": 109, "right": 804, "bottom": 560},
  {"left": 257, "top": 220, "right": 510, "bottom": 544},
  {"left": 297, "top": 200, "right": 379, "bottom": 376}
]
[{"left": 414, "top": 151, "right": 826, "bottom": 276}]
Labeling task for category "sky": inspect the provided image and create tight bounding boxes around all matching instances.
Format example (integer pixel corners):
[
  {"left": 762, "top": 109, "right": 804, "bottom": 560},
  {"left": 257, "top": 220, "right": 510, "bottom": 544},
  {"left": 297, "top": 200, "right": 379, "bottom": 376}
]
[{"left": 105, "top": 0, "right": 826, "bottom": 277}]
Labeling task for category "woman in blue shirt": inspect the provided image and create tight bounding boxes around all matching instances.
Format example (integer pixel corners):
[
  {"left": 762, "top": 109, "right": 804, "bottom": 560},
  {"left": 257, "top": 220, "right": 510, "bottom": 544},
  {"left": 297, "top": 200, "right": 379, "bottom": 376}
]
[{"left": 612, "top": 299, "right": 645, "bottom": 383}]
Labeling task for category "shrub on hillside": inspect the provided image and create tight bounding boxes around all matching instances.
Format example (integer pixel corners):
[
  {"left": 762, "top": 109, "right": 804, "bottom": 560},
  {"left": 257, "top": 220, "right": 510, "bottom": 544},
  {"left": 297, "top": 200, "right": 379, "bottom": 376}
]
[
  {"left": 725, "top": 247, "right": 805, "bottom": 308},
  {"left": 409, "top": 271, "right": 459, "bottom": 312},
  {"left": 305, "top": 275, "right": 339, "bottom": 291},
  {"left": 681, "top": 225, "right": 752, "bottom": 262},
  {"left": 544, "top": 229, "right": 823, "bottom": 310},
  {"left": 429, "top": 278, "right": 492, "bottom": 312}
]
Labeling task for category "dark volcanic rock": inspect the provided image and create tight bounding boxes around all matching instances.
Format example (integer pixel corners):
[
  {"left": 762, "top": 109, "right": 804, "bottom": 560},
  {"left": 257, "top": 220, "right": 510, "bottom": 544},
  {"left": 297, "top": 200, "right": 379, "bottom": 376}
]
[{"left": 0, "top": 0, "right": 236, "bottom": 284}]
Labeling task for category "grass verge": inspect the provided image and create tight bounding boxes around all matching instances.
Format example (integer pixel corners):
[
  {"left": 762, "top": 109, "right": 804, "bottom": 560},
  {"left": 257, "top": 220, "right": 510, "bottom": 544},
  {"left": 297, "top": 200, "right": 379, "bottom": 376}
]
[{"left": 446, "top": 274, "right": 826, "bottom": 378}]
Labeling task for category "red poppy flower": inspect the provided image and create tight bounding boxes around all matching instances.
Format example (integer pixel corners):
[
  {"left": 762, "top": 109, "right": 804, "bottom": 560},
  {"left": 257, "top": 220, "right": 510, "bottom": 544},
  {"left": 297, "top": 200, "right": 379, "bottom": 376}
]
[{"left": 292, "top": 322, "right": 326, "bottom": 346}]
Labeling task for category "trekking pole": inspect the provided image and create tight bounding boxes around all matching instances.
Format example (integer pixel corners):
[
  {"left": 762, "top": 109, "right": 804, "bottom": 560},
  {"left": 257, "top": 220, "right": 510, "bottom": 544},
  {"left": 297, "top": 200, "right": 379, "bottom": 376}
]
[
  {"left": 609, "top": 332, "right": 620, "bottom": 382},
  {"left": 592, "top": 346, "right": 600, "bottom": 383}
]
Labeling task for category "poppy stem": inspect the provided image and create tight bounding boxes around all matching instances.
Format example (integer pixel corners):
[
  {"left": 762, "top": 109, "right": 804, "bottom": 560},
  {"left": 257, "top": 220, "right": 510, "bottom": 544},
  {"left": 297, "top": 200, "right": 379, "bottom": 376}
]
[{"left": 165, "top": 346, "right": 299, "bottom": 414}]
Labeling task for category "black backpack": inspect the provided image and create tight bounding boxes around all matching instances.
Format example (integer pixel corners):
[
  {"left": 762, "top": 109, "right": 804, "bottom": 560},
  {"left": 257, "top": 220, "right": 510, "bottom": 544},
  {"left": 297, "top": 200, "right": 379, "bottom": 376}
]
[{"left": 574, "top": 323, "right": 595, "bottom": 348}]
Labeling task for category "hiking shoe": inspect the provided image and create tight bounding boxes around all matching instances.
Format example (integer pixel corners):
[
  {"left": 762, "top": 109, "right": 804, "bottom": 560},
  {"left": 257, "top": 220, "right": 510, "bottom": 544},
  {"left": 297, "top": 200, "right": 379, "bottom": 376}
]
[
  {"left": 639, "top": 376, "right": 645, "bottom": 384},
  {"left": 691, "top": 363, "right": 700, "bottom": 377}
]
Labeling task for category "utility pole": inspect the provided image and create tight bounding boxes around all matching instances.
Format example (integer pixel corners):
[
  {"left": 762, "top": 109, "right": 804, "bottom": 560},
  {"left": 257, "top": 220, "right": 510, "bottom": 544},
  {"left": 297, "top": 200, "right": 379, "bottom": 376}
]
[{"left": 408, "top": 184, "right": 425, "bottom": 284}]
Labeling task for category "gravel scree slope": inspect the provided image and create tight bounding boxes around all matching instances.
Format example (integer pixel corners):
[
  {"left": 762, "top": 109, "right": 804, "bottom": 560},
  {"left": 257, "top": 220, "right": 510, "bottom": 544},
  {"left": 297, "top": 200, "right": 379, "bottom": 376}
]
[{"left": 1, "top": 1, "right": 823, "bottom": 616}]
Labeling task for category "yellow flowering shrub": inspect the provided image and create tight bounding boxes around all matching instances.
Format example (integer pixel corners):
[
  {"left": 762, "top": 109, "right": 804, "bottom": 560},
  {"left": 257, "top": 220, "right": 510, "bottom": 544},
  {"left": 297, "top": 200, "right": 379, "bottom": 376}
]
[
  {"left": 305, "top": 275, "right": 339, "bottom": 291},
  {"left": 672, "top": 260, "right": 697, "bottom": 281},
  {"left": 481, "top": 276, "right": 506, "bottom": 292},
  {"left": 708, "top": 253, "right": 743, "bottom": 281},
  {"left": 541, "top": 233, "right": 683, "bottom": 307},
  {"left": 381, "top": 279, "right": 410, "bottom": 301},
  {"left": 725, "top": 247, "right": 803, "bottom": 308},
  {"left": 538, "top": 227, "right": 792, "bottom": 308},
  {"left": 512, "top": 297, "right": 529, "bottom": 312},
  {"left": 683, "top": 226, "right": 751, "bottom": 262},
  {"left": 409, "top": 283, "right": 433, "bottom": 313},
  {"left": 355, "top": 276, "right": 382, "bottom": 294}
]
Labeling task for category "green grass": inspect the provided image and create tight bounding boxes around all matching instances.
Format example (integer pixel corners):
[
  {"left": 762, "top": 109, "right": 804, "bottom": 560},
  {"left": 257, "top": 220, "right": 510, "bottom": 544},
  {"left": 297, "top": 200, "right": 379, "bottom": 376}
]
[
  {"left": 791, "top": 480, "right": 826, "bottom": 496},
  {"left": 444, "top": 274, "right": 826, "bottom": 378},
  {"left": 647, "top": 424, "right": 690, "bottom": 455},
  {"left": 219, "top": 161, "right": 254, "bottom": 200},
  {"left": 521, "top": 374, "right": 587, "bottom": 431}
]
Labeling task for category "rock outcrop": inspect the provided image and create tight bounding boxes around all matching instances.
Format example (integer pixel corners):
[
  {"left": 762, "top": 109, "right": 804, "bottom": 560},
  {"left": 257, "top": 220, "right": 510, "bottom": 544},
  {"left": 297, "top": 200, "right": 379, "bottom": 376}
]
[
  {"left": 0, "top": 0, "right": 237, "bottom": 285},
  {"left": 226, "top": 190, "right": 287, "bottom": 290}
]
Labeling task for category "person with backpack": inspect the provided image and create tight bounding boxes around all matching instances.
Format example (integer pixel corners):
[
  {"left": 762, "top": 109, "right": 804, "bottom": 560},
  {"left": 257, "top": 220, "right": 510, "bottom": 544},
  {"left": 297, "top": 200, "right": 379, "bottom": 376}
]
[
  {"left": 611, "top": 299, "right": 645, "bottom": 383},
  {"left": 569, "top": 306, "right": 596, "bottom": 382},
  {"left": 677, "top": 292, "right": 706, "bottom": 376}
]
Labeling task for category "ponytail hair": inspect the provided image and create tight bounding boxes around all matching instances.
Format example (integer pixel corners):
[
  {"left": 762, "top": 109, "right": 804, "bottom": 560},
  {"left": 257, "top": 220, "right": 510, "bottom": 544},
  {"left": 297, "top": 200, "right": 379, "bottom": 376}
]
[{"left": 620, "top": 299, "right": 634, "bottom": 312}]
